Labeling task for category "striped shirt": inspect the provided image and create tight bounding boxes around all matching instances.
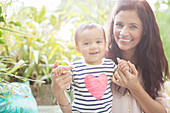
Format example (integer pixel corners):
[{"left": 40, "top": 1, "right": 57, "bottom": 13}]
[{"left": 69, "top": 58, "right": 117, "bottom": 113}]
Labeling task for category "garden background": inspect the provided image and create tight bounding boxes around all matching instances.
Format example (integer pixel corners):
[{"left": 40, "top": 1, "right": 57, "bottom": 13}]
[{"left": 0, "top": 0, "right": 170, "bottom": 112}]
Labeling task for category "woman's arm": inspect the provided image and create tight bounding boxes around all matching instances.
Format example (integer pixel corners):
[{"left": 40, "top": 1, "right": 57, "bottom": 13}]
[
  {"left": 51, "top": 73, "right": 72, "bottom": 113},
  {"left": 51, "top": 61, "right": 73, "bottom": 113},
  {"left": 112, "top": 61, "right": 167, "bottom": 113},
  {"left": 129, "top": 80, "right": 167, "bottom": 113}
]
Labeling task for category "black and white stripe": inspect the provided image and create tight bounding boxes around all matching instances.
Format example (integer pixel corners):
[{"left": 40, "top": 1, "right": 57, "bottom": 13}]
[{"left": 69, "top": 58, "right": 117, "bottom": 113}]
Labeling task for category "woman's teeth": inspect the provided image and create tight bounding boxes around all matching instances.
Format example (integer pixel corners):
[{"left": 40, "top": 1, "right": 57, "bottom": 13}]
[{"left": 119, "top": 38, "right": 132, "bottom": 42}]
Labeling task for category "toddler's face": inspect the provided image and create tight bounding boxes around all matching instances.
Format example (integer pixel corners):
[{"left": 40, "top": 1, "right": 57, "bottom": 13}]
[{"left": 76, "top": 28, "right": 106, "bottom": 65}]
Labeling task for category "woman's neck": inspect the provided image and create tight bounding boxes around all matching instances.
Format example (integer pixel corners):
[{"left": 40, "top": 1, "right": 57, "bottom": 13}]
[{"left": 121, "top": 49, "right": 136, "bottom": 65}]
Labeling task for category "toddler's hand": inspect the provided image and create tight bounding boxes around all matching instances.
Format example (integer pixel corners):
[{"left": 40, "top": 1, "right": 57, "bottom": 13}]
[
  {"left": 117, "top": 58, "right": 131, "bottom": 72},
  {"left": 56, "top": 66, "right": 65, "bottom": 76},
  {"left": 51, "top": 61, "right": 74, "bottom": 77}
]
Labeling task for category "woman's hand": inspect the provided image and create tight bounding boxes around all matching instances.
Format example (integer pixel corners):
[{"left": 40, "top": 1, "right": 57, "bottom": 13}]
[
  {"left": 51, "top": 61, "right": 74, "bottom": 97},
  {"left": 51, "top": 61, "right": 73, "bottom": 113},
  {"left": 112, "top": 61, "right": 139, "bottom": 90}
]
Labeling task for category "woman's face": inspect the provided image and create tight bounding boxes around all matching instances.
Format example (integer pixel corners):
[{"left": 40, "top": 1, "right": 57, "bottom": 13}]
[{"left": 113, "top": 10, "right": 143, "bottom": 53}]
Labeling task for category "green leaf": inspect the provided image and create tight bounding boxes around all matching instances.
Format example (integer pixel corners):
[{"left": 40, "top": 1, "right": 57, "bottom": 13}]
[
  {"left": 9, "top": 21, "right": 21, "bottom": 26},
  {"left": 34, "top": 6, "right": 46, "bottom": 24},
  {"left": 0, "top": 39, "right": 5, "bottom": 44},
  {"left": 0, "top": 6, "right": 2, "bottom": 15},
  {"left": 23, "top": 63, "right": 35, "bottom": 78},
  {"left": 33, "top": 50, "right": 39, "bottom": 64},
  {"left": 41, "top": 55, "right": 49, "bottom": 73},
  {"left": 0, "top": 31, "right": 2, "bottom": 37},
  {"left": 0, "top": 16, "right": 5, "bottom": 22},
  {"left": 50, "top": 15, "right": 57, "bottom": 26},
  {"left": 0, "top": 27, "right": 37, "bottom": 37},
  {"left": 4, "top": 60, "right": 25, "bottom": 75}
]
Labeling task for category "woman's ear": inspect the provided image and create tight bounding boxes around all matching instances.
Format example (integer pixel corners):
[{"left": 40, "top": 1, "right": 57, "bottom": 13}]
[{"left": 142, "top": 29, "right": 146, "bottom": 36}]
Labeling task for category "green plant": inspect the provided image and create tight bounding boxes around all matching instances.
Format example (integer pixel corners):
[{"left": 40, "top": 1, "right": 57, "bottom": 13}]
[
  {"left": 0, "top": 0, "right": 169, "bottom": 86},
  {"left": 0, "top": 0, "right": 114, "bottom": 85},
  {"left": 154, "top": 1, "right": 170, "bottom": 79}
]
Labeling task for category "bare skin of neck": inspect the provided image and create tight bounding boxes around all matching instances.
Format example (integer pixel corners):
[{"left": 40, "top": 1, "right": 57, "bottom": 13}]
[{"left": 121, "top": 49, "right": 136, "bottom": 65}]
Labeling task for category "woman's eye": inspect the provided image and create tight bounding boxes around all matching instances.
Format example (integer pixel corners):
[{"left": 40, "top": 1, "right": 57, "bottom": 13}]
[
  {"left": 130, "top": 25, "right": 137, "bottom": 29},
  {"left": 116, "top": 23, "right": 123, "bottom": 27}
]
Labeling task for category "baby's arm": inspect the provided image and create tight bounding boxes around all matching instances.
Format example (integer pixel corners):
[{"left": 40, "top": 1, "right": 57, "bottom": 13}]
[{"left": 117, "top": 58, "right": 131, "bottom": 72}]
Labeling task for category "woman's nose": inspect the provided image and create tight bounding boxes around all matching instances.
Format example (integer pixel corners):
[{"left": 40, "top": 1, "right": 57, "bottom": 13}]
[{"left": 120, "top": 27, "right": 129, "bottom": 36}]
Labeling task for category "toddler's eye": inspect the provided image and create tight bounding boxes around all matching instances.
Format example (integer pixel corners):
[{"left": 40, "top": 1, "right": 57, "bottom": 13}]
[
  {"left": 84, "top": 42, "right": 89, "bottom": 45},
  {"left": 97, "top": 41, "right": 102, "bottom": 43}
]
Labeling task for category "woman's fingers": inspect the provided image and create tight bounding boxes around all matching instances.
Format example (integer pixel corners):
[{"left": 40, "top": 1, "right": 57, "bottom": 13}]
[
  {"left": 53, "top": 71, "right": 72, "bottom": 88},
  {"left": 113, "top": 60, "right": 139, "bottom": 89},
  {"left": 117, "top": 58, "right": 130, "bottom": 72},
  {"left": 51, "top": 72, "right": 72, "bottom": 96},
  {"left": 63, "top": 72, "right": 72, "bottom": 88},
  {"left": 112, "top": 71, "right": 120, "bottom": 84},
  {"left": 112, "top": 69, "right": 126, "bottom": 85},
  {"left": 58, "top": 72, "right": 72, "bottom": 88},
  {"left": 112, "top": 71, "right": 120, "bottom": 82},
  {"left": 51, "top": 61, "right": 73, "bottom": 97},
  {"left": 117, "top": 69, "right": 127, "bottom": 83},
  {"left": 128, "top": 61, "right": 138, "bottom": 76}
]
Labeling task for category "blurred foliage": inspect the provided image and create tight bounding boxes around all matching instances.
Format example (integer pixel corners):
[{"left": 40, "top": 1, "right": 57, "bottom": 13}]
[
  {"left": 0, "top": 0, "right": 169, "bottom": 87},
  {"left": 0, "top": 0, "right": 169, "bottom": 103},
  {"left": 0, "top": 0, "right": 114, "bottom": 86},
  {"left": 154, "top": 0, "right": 170, "bottom": 77}
]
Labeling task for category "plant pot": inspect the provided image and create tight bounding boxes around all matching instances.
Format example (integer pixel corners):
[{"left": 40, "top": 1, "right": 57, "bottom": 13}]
[{"left": 30, "top": 84, "right": 56, "bottom": 105}]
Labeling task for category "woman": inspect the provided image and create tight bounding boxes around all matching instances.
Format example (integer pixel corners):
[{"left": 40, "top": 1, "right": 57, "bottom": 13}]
[
  {"left": 51, "top": 0, "right": 170, "bottom": 113},
  {"left": 106, "top": 0, "right": 170, "bottom": 112}
]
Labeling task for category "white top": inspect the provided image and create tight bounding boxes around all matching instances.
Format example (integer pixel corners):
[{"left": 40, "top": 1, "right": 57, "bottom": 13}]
[{"left": 111, "top": 71, "right": 170, "bottom": 113}]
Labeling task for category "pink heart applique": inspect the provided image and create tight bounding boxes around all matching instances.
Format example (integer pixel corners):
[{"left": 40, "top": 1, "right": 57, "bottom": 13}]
[{"left": 84, "top": 73, "right": 108, "bottom": 100}]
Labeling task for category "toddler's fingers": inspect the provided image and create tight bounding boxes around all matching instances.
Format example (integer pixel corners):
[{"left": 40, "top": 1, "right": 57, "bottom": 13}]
[
  {"left": 62, "top": 66, "right": 75, "bottom": 71},
  {"left": 119, "top": 62, "right": 127, "bottom": 69},
  {"left": 55, "top": 66, "right": 62, "bottom": 76},
  {"left": 117, "top": 59, "right": 126, "bottom": 66},
  {"left": 117, "top": 57, "right": 121, "bottom": 63},
  {"left": 122, "top": 65, "right": 130, "bottom": 72},
  {"left": 52, "top": 60, "right": 59, "bottom": 69},
  {"left": 59, "top": 67, "right": 64, "bottom": 75}
]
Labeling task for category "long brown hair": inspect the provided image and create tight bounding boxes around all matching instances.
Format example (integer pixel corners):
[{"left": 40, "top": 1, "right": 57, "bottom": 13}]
[{"left": 106, "top": 0, "right": 169, "bottom": 99}]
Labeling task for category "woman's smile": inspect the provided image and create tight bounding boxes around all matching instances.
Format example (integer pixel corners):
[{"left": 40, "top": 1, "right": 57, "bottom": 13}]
[
  {"left": 114, "top": 10, "right": 143, "bottom": 52},
  {"left": 119, "top": 37, "right": 134, "bottom": 44}
]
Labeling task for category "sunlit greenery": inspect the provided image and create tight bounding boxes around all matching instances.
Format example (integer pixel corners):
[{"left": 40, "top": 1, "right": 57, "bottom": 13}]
[
  {"left": 0, "top": 0, "right": 169, "bottom": 85},
  {"left": 0, "top": 0, "right": 169, "bottom": 107},
  {"left": 0, "top": 0, "right": 114, "bottom": 85},
  {"left": 154, "top": 1, "right": 170, "bottom": 78}
]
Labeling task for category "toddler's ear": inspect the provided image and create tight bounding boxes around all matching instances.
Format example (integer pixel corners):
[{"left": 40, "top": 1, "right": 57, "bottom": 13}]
[{"left": 76, "top": 46, "right": 80, "bottom": 53}]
